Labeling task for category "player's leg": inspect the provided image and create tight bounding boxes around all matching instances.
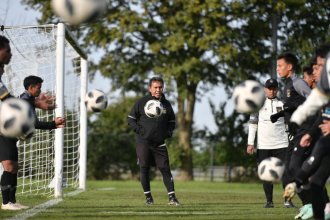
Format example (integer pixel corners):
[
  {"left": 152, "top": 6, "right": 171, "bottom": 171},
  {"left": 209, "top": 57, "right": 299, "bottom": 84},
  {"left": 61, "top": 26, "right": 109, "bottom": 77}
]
[
  {"left": 153, "top": 146, "right": 181, "bottom": 205},
  {"left": 136, "top": 141, "right": 153, "bottom": 205},
  {"left": 257, "top": 149, "right": 274, "bottom": 208},
  {"left": 309, "top": 156, "right": 330, "bottom": 220},
  {"left": 282, "top": 138, "right": 298, "bottom": 208}
]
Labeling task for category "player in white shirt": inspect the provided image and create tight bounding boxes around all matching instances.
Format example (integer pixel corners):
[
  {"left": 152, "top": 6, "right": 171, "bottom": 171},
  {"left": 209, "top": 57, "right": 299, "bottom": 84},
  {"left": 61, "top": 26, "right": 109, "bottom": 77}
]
[{"left": 247, "top": 78, "right": 289, "bottom": 208}]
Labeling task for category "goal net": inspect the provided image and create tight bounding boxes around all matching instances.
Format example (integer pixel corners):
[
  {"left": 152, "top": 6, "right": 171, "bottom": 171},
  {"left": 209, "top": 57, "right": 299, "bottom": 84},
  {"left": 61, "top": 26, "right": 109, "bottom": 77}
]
[{"left": 0, "top": 24, "right": 88, "bottom": 197}]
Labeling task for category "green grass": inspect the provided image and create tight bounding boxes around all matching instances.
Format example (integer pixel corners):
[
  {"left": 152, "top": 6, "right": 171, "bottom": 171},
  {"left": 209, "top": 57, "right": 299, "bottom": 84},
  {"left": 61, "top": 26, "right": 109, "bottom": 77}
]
[{"left": 0, "top": 181, "right": 303, "bottom": 219}]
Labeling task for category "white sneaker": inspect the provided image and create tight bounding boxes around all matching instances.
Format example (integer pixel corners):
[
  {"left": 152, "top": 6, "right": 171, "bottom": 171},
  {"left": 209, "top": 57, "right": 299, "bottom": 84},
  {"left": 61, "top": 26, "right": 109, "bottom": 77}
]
[
  {"left": 13, "top": 202, "right": 29, "bottom": 209},
  {"left": 1, "top": 202, "right": 22, "bottom": 210}
]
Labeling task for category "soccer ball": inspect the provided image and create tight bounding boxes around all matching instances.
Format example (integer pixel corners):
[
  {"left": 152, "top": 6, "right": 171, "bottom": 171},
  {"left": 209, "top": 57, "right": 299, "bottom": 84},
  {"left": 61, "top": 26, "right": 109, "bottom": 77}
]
[
  {"left": 258, "top": 157, "right": 285, "bottom": 183},
  {"left": 52, "top": 0, "right": 107, "bottom": 25},
  {"left": 144, "top": 100, "right": 163, "bottom": 118},
  {"left": 0, "top": 98, "right": 35, "bottom": 138},
  {"left": 85, "top": 89, "right": 108, "bottom": 112},
  {"left": 232, "top": 80, "right": 266, "bottom": 113}
]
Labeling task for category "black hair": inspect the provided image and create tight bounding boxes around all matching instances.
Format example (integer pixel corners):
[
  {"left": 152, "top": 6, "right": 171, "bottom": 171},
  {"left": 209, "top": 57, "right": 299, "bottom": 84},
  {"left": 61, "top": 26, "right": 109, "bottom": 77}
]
[
  {"left": 276, "top": 52, "right": 299, "bottom": 70},
  {"left": 309, "top": 56, "right": 317, "bottom": 67},
  {"left": 0, "top": 36, "right": 9, "bottom": 51},
  {"left": 148, "top": 76, "right": 164, "bottom": 87},
  {"left": 315, "top": 43, "right": 330, "bottom": 58},
  {"left": 24, "top": 75, "right": 43, "bottom": 90},
  {"left": 302, "top": 66, "right": 313, "bottom": 76}
]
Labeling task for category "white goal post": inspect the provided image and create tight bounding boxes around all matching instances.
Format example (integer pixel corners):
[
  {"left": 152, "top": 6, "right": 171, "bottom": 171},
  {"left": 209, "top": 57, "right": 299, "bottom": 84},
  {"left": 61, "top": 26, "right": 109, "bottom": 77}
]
[{"left": 0, "top": 23, "right": 88, "bottom": 198}]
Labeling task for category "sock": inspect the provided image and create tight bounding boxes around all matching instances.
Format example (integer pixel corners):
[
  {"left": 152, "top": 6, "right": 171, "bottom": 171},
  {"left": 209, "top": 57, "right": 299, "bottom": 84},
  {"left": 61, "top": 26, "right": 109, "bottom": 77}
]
[
  {"left": 140, "top": 167, "right": 150, "bottom": 193},
  {"left": 325, "top": 202, "right": 330, "bottom": 213},
  {"left": 9, "top": 173, "right": 17, "bottom": 203},
  {"left": 1, "top": 171, "right": 12, "bottom": 205},
  {"left": 169, "top": 192, "right": 176, "bottom": 199},
  {"left": 144, "top": 192, "right": 152, "bottom": 199}
]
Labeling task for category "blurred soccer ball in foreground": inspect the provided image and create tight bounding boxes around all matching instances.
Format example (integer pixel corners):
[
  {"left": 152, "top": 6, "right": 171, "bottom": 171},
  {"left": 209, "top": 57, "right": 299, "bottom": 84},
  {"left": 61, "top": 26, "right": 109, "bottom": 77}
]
[
  {"left": 144, "top": 100, "right": 163, "bottom": 118},
  {"left": 52, "top": 0, "right": 107, "bottom": 25},
  {"left": 85, "top": 90, "right": 108, "bottom": 112},
  {"left": 17, "top": 125, "right": 35, "bottom": 141},
  {"left": 0, "top": 98, "right": 35, "bottom": 138},
  {"left": 258, "top": 157, "right": 285, "bottom": 183},
  {"left": 232, "top": 80, "right": 266, "bottom": 113}
]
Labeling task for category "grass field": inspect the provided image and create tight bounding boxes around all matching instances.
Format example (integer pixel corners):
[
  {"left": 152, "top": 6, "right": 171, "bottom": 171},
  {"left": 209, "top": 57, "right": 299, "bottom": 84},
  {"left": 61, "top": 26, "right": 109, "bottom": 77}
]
[{"left": 0, "top": 180, "right": 303, "bottom": 220}]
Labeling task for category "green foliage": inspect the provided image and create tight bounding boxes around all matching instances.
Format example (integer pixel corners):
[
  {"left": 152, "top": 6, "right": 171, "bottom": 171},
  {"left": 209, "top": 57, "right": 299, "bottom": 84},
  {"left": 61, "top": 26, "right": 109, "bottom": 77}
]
[{"left": 86, "top": 96, "right": 141, "bottom": 180}]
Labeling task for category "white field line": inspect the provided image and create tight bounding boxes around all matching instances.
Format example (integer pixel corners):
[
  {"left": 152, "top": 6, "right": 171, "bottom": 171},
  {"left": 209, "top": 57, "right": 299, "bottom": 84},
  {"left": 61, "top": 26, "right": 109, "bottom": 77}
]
[
  {"left": 97, "top": 187, "right": 116, "bottom": 191},
  {"left": 5, "top": 188, "right": 103, "bottom": 220}
]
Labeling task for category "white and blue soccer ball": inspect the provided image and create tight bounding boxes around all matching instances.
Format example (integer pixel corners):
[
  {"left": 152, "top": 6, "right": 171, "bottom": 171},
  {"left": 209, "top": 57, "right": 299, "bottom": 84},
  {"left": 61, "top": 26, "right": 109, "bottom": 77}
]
[
  {"left": 144, "top": 100, "right": 163, "bottom": 118},
  {"left": 232, "top": 80, "right": 266, "bottom": 113},
  {"left": 85, "top": 89, "right": 108, "bottom": 112},
  {"left": 0, "top": 98, "right": 35, "bottom": 138},
  {"left": 258, "top": 157, "right": 285, "bottom": 183},
  {"left": 52, "top": 0, "right": 107, "bottom": 25}
]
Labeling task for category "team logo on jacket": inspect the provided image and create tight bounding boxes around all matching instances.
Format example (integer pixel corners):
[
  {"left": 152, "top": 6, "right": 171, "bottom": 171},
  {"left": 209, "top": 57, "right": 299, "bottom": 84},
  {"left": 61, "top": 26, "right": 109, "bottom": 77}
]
[
  {"left": 276, "top": 107, "right": 282, "bottom": 112},
  {"left": 163, "top": 107, "right": 166, "bottom": 114},
  {"left": 287, "top": 89, "right": 291, "bottom": 97}
]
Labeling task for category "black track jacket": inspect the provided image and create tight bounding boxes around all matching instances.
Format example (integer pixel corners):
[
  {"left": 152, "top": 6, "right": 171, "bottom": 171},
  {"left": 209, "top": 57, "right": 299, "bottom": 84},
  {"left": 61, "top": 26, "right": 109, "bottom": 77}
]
[{"left": 127, "top": 92, "right": 176, "bottom": 147}]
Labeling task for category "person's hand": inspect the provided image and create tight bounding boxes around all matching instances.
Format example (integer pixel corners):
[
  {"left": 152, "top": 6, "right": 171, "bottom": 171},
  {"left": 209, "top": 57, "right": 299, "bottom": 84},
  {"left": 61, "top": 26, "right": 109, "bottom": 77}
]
[
  {"left": 270, "top": 112, "right": 283, "bottom": 123},
  {"left": 247, "top": 145, "right": 254, "bottom": 154},
  {"left": 288, "top": 122, "right": 299, "bottom": 136},
  {"left": 319, "top": 120, "right": 330, "bottom": 136},
  {"left": 283, "top": 102, "right": 297, "bottom": 112},
  {"left": 300, "top": 134, "right": 312, "bottom": 147},
  {"left": 166, "top": 130, "right": 173, "bottom": 139},
  {"left": 55, "top": 116, "right": 67, "bottom": 128},
  {"left": 35, "top": 91, "right": 57, "bottom": 110}
]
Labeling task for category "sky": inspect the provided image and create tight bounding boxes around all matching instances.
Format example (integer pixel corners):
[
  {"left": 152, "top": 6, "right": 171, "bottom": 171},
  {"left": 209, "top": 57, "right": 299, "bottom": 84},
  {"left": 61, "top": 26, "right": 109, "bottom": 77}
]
[{"left": 0, "top": 0, "right": 236, "bottom": 133}]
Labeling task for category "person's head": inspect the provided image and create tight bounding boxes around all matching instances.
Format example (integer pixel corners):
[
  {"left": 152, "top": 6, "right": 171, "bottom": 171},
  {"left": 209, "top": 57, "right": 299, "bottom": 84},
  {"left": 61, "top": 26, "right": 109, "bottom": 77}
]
[
  {"left": 148, "top": 76, "right": 164, "bottom": 99},
  {"left": 310, "top": 56, "right": 317, "bottom": 82},
  {"left": 0, "top": 36, "right": 11, "bottom": 65},
  {"left": 0, "top": 64, "right": 4, "bottom": 77},
  {"left": 24, "top": 75, "right": 43, "bottom": 97},
  {"left": 314, "top": 43, "right": 330, "bottom": 82},
  {"left": 276, "top": 52, "right": 299, "bottom": 78},
  {"left": 264, "top": 78, "right": 279, "bottom": 99},
  {"left": 302, "top": 66, "right": 313, "bottom": 88}
]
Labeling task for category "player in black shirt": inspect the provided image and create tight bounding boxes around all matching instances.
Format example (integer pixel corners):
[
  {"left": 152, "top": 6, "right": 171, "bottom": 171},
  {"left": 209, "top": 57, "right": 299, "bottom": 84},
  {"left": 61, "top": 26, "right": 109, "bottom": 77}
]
[{"left": 127, "top": 77, "right": 180, "bottom": 206}]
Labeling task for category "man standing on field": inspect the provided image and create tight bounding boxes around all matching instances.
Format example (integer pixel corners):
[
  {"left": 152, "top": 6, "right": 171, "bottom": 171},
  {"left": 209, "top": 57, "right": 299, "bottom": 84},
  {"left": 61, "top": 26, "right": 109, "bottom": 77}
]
[
  {"left": 247, "top": 78, "right": 288, "bottom": 208},
  {"left": 127, "top": 77, "right": 180, "bottom": 206}
]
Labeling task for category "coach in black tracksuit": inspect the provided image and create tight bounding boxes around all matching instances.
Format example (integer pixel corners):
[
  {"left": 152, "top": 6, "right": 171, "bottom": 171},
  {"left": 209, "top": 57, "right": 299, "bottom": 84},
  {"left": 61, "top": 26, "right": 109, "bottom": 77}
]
[
  {"left": 270, "top": 52, "right": 313, "bottom": 209},
  {"left": 127, "top": 77, "right": 181, "bottom": 206}
]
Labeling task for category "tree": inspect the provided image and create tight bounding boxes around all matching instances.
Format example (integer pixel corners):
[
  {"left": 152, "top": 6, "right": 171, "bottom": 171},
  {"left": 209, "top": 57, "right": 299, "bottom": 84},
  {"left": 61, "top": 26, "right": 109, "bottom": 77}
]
[{"left": 21, "top": 0, "right": 330, "bottom": 181}]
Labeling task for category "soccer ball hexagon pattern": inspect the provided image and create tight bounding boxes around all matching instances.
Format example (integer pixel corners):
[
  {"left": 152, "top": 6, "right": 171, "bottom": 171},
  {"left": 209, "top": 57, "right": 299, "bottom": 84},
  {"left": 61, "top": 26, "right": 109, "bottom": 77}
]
[
  {"left": 144, "top": 100, "right": 163, "bottom": 119},
  {"left": 232, "top": 80, "right": 266, "bottom": 113},
  {"left": 0, "top": 98, "right": 35, "bottom": 138},
  {"left": 258, "top": 157, "right": 285, "bottom": 183},
  {"left": 85, "top": 90, "right": 108, "bottom": 112},
  {"left": 52, "top": 0, "right": 107, "bottom": 25}
]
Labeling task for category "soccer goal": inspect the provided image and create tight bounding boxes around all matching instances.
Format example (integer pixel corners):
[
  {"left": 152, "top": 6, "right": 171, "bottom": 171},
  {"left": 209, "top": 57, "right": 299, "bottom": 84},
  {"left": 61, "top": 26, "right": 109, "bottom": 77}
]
[{"left": 0, "top": 23, "right": 88, "bottom": 198}]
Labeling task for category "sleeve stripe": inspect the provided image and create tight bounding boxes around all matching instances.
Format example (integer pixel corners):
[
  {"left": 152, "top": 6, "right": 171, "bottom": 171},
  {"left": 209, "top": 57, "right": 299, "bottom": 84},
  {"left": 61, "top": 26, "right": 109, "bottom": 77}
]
[
  {"left": 0, "top": 92, "right": 9, "bottom": 100},
  {"left": 167, "top": 120, "right": 175, "bottom": 123},
  {"left": 127, "top": 115, "right": 136, "bottom": 119}
]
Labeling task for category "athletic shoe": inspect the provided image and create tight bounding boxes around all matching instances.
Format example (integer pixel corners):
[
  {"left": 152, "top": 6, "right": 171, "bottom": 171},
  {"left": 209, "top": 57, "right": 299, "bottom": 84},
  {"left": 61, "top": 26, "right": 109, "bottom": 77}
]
[
  {"left": 145, "top": 197, "right": 154, "bottom": 205},
  {"left": 263, "top": 201, "right": 274, "bottom": 208},
  {"left": 13, "top": 202, "right": 30, "bottom": 209},
  {"left": 283, "top": 200, "right": 298, "bottom": 209},
  {"left": 283, "top": 182, "right": 297, "bottom": 201},
  {"left": 295, "top": 204, "right": 311, "bottom": 219},
  {"left": 1, "top": 202, "right": 22, "bottom": 210},
  {"left": 168, "top": 197, "right": 182, "bottom": 206},
  {"left": 301, "top": 204, "right": 313, "bottom": 219},
  {"left": 324, "top": 211, "right": 330, "bottom": 220}
]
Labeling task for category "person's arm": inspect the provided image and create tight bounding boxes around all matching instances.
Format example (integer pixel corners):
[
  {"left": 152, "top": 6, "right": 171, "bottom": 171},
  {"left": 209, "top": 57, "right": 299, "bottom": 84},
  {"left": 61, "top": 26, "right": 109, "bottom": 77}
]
[
  {"left": 247, "top": 112, "right": 258, "bottom": 153},
  {"left": 127, "top": 100, "right": 143, "bottom": 135},
  {"left": 306, "top": 111, "right": 322, "bottom": 139},
  {"left": 0, "top": 81, "right": 12, "bottom": 101},
  {"left": 293, "top": 78, "right": 311, "bottom": 99},
  {"left": 166, "top": 104, "right": 176, "bottom": 138},
  {"left": 34, "top": 117, "right": 56, "bottom": 130}
]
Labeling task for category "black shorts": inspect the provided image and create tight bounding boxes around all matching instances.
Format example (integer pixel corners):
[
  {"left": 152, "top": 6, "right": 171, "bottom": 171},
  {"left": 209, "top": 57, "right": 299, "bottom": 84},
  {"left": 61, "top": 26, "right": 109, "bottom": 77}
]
[
  {"left": 0, "top": 136, "right": 18, "bottom": 162},
  {"left": 256, "top": 148, "right": 286, "bottom": 166},
  {"left": 136, "top": 141, "right": 169, "bottom": 168}
]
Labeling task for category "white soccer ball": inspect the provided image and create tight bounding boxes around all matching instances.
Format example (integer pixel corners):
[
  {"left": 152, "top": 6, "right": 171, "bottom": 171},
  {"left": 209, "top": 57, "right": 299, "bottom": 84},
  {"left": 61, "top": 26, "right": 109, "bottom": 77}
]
[
  {"left": 0, "top": 98, "right": 35, "bottom": 138},
  {"left": 17, "top": 125, "right": 35, "bottom": 141},
  {"left": 258, "top": 157, "right": 285, "bottom": 183},
  {"left": 52, "top": 0, "right": 107, "bottom": 25},
  {"left": 144, "top": 100, "right": 163, "bottom": 118},
  {"left": 232, "top": 80, "right": 266, "bottom": 113},
  {"left": 85, "top": 89, "right": 108, "bottom": 112}
]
